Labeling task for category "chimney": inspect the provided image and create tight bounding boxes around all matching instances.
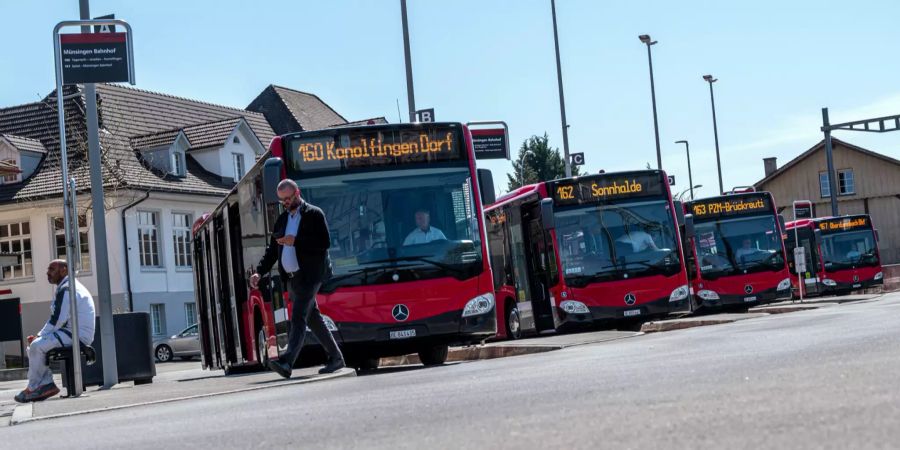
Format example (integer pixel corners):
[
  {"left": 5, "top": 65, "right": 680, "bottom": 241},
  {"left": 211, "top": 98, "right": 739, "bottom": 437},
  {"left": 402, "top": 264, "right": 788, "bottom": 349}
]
[{"left": 763, "top": 157, "right": 777, "bottom": 177}]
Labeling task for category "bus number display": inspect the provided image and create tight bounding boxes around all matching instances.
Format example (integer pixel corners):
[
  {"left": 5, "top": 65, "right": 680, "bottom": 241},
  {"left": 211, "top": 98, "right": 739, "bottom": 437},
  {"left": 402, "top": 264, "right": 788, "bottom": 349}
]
[
  {"left": 551, "top": 172, "right": 664, "bottom": 206},
  {"left": 287, "top": 126, "right": 462, "bottom": 172},
  {"left": 818, "top": 216, "right": 869, "bottom": 233},
  {"left": 690, "top": 194, "right": 770, "bottom": 219}
]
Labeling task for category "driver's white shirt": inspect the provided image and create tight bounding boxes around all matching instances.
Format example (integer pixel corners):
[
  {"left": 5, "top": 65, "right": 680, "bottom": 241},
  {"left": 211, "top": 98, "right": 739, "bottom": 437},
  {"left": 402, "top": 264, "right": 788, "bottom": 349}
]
[
  {"left": 616, "top": 230, "right": 656, "bottom": 252},
  {"left": 403, "top": 226, "right": 446, "bottom": 245},
  {"left": 735, "top": 247, "right": 755, "bottom": 261}
]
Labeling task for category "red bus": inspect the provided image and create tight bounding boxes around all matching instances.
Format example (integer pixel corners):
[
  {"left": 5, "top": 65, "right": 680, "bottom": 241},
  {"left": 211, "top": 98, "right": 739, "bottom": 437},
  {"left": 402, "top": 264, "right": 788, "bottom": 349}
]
[
  {"left": 485, "top": 170, "right": 692, "bottom": 338},
  {"left": 684, "top": 191, "right": 793, "bottom": 309},
  {"left": 192, "top": 122, "right": 497, "bottom": 372},
  {"left": 785, "top": 214, "right": 883, "bottom": 296}
]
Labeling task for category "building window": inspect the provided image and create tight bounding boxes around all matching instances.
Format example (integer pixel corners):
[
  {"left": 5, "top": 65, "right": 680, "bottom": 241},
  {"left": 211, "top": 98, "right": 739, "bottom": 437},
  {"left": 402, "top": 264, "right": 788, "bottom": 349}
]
[
  {"left": 838, "top": 169, "right": 855, "bottom": 195},
  {"left": 819, "top": 172, "right": 831, "bottom": 198},
  {"left": 185, "top": 302, "right": 197, "bottom": 327},
  {"left": 150, "top": 303, "right": 166, "bottom": 335},
  {"left": 171, "top": 151, "right": 186, "bottom": 177},
  {"left": 232, "top": 153, "right": 244, "bottom": 180},
  {"left": 137, "top": 211, "right": 162, "bottom": 268},
  {"left": 0, "top": 159, "right": 19, "bottom": 184},
  {"left": 173, "top": 213, "right": 193, "bottom": 268},
  {"left": 52, "top": 215, "right": 91, "bottom": 272},
  {"left": 0, "top": 221, "right": 32, "bottom": 280}
]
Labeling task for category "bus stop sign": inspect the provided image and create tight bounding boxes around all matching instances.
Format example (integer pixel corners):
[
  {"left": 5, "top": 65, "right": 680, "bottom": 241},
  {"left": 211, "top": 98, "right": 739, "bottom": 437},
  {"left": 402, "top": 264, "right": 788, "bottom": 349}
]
[{"left": 59, "top": 32, "right": 132, "bottom": 84}]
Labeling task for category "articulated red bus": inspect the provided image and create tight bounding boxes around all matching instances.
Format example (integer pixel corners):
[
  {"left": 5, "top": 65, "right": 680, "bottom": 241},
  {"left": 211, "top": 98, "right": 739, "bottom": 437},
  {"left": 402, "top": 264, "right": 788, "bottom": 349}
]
[
  {"left": 192, "top": 122, "right": 497, "bottom": 372},
  {"left": 485, "top": 170, "right": 692, "bottom": 338},
  {"left": 684, "top": 191, "right": 793, "bottom": 309},
  {"left": 785, "top": 214, "right": 883, "bottom": 296}
]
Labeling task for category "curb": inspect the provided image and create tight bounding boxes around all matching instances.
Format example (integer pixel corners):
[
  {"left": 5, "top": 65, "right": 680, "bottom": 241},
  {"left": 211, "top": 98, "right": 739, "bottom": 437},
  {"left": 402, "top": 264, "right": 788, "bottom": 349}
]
[
  {"left": 0, "top": 369, "right": 28, "bottom": 382},
  {"left": 10, "top": 367, "right": 356, "bottom": 426},
  {"left": 641, "top": 313, "right": 770, "bottom": 333}
]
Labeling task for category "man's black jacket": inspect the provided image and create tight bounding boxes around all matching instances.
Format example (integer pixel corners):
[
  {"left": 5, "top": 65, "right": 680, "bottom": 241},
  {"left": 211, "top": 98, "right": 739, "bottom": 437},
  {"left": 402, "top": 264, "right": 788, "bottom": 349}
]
[{"left": 256, "top": 200, "right": 332, "bottom": 285}]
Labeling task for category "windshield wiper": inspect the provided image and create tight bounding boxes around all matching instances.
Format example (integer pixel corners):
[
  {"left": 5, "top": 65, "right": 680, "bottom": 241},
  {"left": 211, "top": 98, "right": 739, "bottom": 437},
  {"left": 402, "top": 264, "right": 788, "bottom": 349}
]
[
  {"left": 366, "top": 256, "right": 468, "bottom": 276},
  {"left": 324, "top": 263, "right": 417, "bottom": 286}
]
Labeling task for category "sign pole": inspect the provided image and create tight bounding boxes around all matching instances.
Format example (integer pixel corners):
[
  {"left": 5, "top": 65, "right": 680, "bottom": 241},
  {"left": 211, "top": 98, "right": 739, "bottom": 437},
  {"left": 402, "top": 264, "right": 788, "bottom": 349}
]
[
  {"left": 793, "top": 201, "right": 804, "bottom": 303},
  {"left": 79, "top": 0, "right": 118, "bottom": 389}
]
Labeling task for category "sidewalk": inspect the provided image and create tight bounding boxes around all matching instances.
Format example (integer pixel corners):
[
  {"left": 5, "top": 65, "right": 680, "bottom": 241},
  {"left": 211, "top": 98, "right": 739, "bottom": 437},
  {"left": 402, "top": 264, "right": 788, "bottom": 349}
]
[{"left": 6, "top": 362, "right": 355, "bottom": 426}]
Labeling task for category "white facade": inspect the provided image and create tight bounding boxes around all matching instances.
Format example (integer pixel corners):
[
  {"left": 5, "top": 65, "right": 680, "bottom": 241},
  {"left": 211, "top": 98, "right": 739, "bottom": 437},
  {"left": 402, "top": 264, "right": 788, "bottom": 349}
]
[{"left": 0, "top": 132, "right": 263, "bottom": 359}]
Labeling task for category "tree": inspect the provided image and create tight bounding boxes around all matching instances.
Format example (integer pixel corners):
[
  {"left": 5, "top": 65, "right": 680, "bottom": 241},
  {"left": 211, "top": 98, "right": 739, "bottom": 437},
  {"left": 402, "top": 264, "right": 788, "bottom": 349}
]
[{"left": 507, "top": 133, "right": 580, "bottom": 191}]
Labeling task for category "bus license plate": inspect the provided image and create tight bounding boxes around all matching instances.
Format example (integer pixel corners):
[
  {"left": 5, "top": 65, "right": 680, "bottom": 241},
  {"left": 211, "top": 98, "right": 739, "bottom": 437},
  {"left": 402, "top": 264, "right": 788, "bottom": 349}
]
[
  {"left": 853, "top": 283, "right": 862, "bottom": 288},
  {"left": 389, "top": 329, "right": 417, "bottom": 340},
  {"left": 744, "top": 296, "right": 757, "bottom": 302},
  {"left": 623, "top": 309, "right": 641, "bottom": 317}
]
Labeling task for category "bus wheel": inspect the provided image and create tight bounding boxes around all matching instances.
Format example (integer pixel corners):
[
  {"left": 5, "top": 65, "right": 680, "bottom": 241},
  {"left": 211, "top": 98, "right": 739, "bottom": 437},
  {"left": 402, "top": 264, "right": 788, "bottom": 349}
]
[
  {"left": 506, "top": 303, "right": 522, "bottom": 340},
  {"left": 256, "top": 328, "right": 269, "bottom": 368},
  {"left": 418, "top": 345, "right": 449, "bottom": 366}
]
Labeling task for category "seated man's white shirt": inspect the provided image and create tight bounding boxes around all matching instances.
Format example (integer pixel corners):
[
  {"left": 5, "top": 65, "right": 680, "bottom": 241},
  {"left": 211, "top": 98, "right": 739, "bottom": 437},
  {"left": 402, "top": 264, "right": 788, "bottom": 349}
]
[
  {"left": 403, "top": 227, "right": 447, "bottom": 245},
  {"left": 616, "top": 230, "right": 656, "bottom": 252}
]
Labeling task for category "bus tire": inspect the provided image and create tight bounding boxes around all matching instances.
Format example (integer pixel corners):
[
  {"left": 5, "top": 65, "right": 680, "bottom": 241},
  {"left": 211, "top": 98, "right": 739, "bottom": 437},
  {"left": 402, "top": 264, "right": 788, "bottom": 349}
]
[
  {"left": 418, "top": 345, "right": 449, "bottom": 366},
  {"left": 256, "top": 328, "right": 269, "bottom": 369},
  {"left": 505, "top": 302, "right": 522, "bottom": 340}
]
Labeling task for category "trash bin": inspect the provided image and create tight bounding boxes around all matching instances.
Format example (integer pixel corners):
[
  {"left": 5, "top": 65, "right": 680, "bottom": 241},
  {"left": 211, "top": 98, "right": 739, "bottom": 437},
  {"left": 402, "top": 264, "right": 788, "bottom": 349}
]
[{"left": 75, "top": 312, "right": 157, "bottom": 387}]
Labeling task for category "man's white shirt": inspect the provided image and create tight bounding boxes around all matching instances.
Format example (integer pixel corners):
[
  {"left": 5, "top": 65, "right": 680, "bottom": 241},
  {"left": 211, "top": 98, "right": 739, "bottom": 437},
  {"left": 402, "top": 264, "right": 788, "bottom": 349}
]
[
  {"left": 616, "top": 230, "right": 656, "bottom": 252},
  {"left": 403, "top": 226, "right": 447, "bottom": 245}
]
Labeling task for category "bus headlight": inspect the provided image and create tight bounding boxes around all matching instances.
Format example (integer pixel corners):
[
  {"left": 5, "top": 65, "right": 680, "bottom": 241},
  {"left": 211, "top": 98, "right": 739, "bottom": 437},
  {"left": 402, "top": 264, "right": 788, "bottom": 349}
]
[
  {"left": 462, "top": 293, "right": 495, "bottom": 317},
  {"left": 669, "top": 285, "right": 690, "bottom": 302},
  {"left": 777, "top": 278, "right": 792, "bottom": 291},
  {"left": 874, "top": 272, "right": 883, "bottom": 281},
  {"left": 823, "top": 279, "right": 837, "bottom": 287},
  {"left": 697, "top": 289, "right": 719, "bottom": 300},
  {"left": 560, "top": 300, "right": 590, "bottom": 314},
  {"left": 322, "top": 314, "right": 338, "bottom": 332}
]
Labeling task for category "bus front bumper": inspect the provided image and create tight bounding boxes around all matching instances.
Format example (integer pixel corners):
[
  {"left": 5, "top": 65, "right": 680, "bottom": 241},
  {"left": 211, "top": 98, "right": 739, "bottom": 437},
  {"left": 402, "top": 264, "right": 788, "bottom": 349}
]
[
  {"left": 558, "top": 296, "right": 670, "bottom": 327},
  {"left": 698, "top": 285, "right": 791, "bottom": 309}
]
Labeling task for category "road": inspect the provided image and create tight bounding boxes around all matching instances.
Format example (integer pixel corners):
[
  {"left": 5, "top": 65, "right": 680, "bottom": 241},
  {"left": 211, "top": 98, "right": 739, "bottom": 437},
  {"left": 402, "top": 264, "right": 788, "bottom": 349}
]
[{"left": 5, "top": 293, "right": 900, "bottom": 449}]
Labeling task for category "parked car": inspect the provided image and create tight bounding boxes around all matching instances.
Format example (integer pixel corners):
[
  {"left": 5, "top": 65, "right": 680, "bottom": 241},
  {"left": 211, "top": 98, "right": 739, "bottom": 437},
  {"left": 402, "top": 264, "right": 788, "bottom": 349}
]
[{"left": 153, "top": 324, "right": 200, "bottom": 362}]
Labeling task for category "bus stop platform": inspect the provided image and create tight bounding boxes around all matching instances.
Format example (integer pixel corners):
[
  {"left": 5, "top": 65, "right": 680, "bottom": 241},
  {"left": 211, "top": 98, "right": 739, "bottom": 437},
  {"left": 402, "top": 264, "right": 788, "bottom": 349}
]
[
  {"left": 380, "top": 330, "right": 643, "bottom": 367},
  {"left": 5, "top": 361, "right": 355, "bottom": 426}
]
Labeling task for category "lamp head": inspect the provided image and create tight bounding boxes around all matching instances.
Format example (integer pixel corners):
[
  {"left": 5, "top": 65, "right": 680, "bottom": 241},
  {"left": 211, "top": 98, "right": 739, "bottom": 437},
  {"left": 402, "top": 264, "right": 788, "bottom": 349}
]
[
  {"left": 703, "top": 74, "right": 717, "bottom": 83},
  {"left": 639, "top": 34, "right": 656, "bottom": 45},
  {"left": 675, "top": 140, "right": 688, "bottom": 145}
]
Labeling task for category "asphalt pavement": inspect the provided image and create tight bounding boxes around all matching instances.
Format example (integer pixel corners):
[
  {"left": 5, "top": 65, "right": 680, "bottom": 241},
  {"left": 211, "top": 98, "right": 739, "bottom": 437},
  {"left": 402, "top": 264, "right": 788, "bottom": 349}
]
[{"left": 3, "top": 292, "right": 899, "bottom": 449}]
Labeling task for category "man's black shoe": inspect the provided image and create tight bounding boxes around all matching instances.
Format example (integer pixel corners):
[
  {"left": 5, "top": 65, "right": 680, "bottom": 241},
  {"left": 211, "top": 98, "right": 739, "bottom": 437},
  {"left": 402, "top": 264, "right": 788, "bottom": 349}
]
[
  {"left": 319, "top": 358, "right": 346, "bottom": 374},
  {"left": 267, "top": 360, "right": 292, "bottom": 379}
]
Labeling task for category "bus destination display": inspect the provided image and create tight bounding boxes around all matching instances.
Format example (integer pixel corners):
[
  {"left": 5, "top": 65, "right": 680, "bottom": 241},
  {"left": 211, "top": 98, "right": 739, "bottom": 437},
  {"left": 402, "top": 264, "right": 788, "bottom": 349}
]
[
  {"left": 690, "top": 194, "right": 771, "bottom": 219},
  {"left": 551, "top": 172, "right": 665, "bottom": 206},
  {"left": 817, "top": 216, "right": 869, "bottom": 234},
  {"left": 287, "top": 126, "right": 462, "bottom": 172}
]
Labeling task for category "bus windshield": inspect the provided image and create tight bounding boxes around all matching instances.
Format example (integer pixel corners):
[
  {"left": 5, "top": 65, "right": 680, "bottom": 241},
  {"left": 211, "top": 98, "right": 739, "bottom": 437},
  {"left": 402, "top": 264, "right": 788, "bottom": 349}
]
[
  {"left": 694, "top": 215, "right": 785, "bottom": 279},
  {"left": 821, "top": 229, "right": 878, "bottom": 270},
  {"left": 554, "top": 199, "right": 681, "bottom": 287},
  {"left": 300, "top": 167, "right": 483, "bottom": 291}
]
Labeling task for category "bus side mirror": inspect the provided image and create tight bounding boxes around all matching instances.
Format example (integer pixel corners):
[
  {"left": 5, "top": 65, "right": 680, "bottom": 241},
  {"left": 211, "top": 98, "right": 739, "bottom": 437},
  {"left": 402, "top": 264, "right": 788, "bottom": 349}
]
[
  {"left": 813, "top": 229, "right": 823, "bottom": 247},
  {"left": 875, "top": 228, "right": 880, "bottom": 242},
  {"left": 477, "top": 168, "right": 496, "bottom": 206},
  {"left": 673, "top": 201, "right": 685, "bottom": 226},
  {"left": 540, "top": 198, "right": 555, "bottom": 229},
  {"left": 684, "top": 214, "right": 695, "bottom": 239},
  {"left": 778, "top": 214, "right": 786, "bottom": 232},
  {"left": 262, "top": 157, "right": 284, "bottom": 204}
]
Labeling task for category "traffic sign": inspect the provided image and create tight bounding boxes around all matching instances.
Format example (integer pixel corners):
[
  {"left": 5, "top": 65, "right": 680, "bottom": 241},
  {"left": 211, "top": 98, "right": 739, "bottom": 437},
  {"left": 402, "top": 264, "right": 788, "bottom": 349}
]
[
  {"left": 93, "top": 14, "right": 116, "bottom": 33},
  {"left": 667, "top": 175, "right": 676, "bottom": 186},
  {"left": 416, "top": 108, "right": 434, "bottom": 123},
  {"left": 570, "top": 152, "right": 585, "bottom": 166}
]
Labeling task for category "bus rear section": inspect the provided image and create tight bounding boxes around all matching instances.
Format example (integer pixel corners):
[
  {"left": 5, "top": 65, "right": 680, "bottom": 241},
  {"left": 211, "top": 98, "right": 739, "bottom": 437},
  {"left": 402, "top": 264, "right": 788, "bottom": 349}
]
[
  {"left": 486, "top": 170, "right": 691, "bottom": 338},
  {"left": 685, "top": 192, "right": 792, "bottom": 309},
  {"left": 786, "top": 214, "right": 883, "bottom": 296}
]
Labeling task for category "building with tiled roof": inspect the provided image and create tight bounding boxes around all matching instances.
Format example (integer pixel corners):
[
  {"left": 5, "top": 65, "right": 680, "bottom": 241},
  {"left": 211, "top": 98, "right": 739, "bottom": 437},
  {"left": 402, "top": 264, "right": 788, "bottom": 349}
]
[
  {"left": 246, "top": 84, "right": 348, "bottom": 135},
  {"left": 0, "top": 82, "right": 354, "bottom": 359}
]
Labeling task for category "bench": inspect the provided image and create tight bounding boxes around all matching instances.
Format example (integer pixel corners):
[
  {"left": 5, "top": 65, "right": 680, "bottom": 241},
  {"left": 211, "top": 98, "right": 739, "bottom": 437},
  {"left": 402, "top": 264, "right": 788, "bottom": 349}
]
[{"left": 46, "top": 344, "right": 97, "bottom": 397}]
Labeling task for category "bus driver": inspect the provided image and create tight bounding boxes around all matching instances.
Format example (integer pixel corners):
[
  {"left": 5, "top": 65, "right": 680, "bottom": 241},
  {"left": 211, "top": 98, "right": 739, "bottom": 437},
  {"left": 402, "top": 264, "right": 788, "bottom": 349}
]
[{"left": 403, "top": 208, "right": 446, "bottom": 245}]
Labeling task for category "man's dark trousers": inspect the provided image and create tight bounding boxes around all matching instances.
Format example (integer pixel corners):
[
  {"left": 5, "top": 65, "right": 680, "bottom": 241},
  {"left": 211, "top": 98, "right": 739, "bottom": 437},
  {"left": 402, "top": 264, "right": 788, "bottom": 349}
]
[{"left": 281, "top": 275, "right": 342, "bottom": 367}]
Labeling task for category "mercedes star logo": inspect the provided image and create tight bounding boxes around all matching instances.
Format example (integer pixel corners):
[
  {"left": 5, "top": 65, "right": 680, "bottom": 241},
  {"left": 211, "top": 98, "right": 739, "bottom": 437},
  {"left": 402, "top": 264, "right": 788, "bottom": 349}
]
[
  {"left": 392, "top": 304, "right": 410, "bottom": 322},
  {"left": 853, "top": 275, "right": 859, "bottom": 282},
  {"left": 624, "top": 293, "right": 637, "bottom": 305},
  {"left": 744, "top": 285, "right": 754, "bottom": 294}
]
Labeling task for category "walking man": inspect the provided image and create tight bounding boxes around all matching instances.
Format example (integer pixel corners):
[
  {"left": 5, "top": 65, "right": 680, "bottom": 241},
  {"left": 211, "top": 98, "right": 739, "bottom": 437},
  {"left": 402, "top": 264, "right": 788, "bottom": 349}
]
[
  {"left": 249, "top": 179, "right": 344, "bottom": 378},
  {"left": 15, "top": 260, "right": 95, "bottom": 402}
]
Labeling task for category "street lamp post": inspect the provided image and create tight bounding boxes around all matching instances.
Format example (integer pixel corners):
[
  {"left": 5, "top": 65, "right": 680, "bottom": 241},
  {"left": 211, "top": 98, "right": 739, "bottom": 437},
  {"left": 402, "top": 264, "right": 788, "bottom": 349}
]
[
  {"left": 675, "top": 140, "right": 694, "bottom": 200},
  {"left": 518, "top": 149, "right": 534, "bottom": 187},
  {"left": 639, "top": 34, "right": 662, "bottom": 170},
  {"left": 400, "top": 0, "right": 416, "bottom": 123},
  {"left": 678, "top": 185, "right": 703, "bottom": 202},
  {"left": 703, "top": 74, "right": 723, "bottom": 195},
  {"left": 551, "top": 0, "right": 572, "bottom": 177}
]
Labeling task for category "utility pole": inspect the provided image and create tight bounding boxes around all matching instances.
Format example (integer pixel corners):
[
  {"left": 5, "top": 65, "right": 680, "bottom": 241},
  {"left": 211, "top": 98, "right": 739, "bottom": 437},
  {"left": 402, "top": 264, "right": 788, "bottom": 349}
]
[
  {"left": 400, "top": 0, "right": 416, "bottom": 123},
  {"left": 550, "top": 0, "right": 572, "bottom": 177},
  {"left": 79, "top": 0, "right": 118, "bottom": 389},
  {"left": 821, "top": 108, "right": 839, "bottom": 216},
  {"left": 703, "top": 75, "right": 724, "bottom": 194},
  {"left": 640, "top": 35, "right": 662, "bottom": 170}
]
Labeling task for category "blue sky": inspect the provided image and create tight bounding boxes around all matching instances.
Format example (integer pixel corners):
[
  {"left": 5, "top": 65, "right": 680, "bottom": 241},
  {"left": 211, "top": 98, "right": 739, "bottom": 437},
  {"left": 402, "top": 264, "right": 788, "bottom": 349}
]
[{"left": 3, "top": 0, "right": 900, "bottom": 198}]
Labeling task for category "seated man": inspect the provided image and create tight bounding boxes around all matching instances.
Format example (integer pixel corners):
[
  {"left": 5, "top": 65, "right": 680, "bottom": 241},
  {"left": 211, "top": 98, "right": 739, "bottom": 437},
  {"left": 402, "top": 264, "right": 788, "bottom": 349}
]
[
  {"left": 615, "top": 228, "right": 659, "bottom": 253},
  {"left": 403, "top": 208, "right": 446, "bottom": 245},
  {"left": 734, "top": 238, "right": 756, "bottom": 262},
  {"left": 15, "top": 260, "right": 95, "bottom": 403}
]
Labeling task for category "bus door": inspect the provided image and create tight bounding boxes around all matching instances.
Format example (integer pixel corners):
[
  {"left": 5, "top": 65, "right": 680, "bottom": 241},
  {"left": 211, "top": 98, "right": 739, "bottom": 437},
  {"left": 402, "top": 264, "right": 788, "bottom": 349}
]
[
  {"left": 262, "top": 202, "right": 292, "bottom": 355},
  {"left": 212, "top": 214, "right": 238, "bottom": 364},
  {"left": 522, "top": 203, "right": 557, "bottom": 332},
  {"left": 789, "top": 227, "right": 822, "bottom": 296}
]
